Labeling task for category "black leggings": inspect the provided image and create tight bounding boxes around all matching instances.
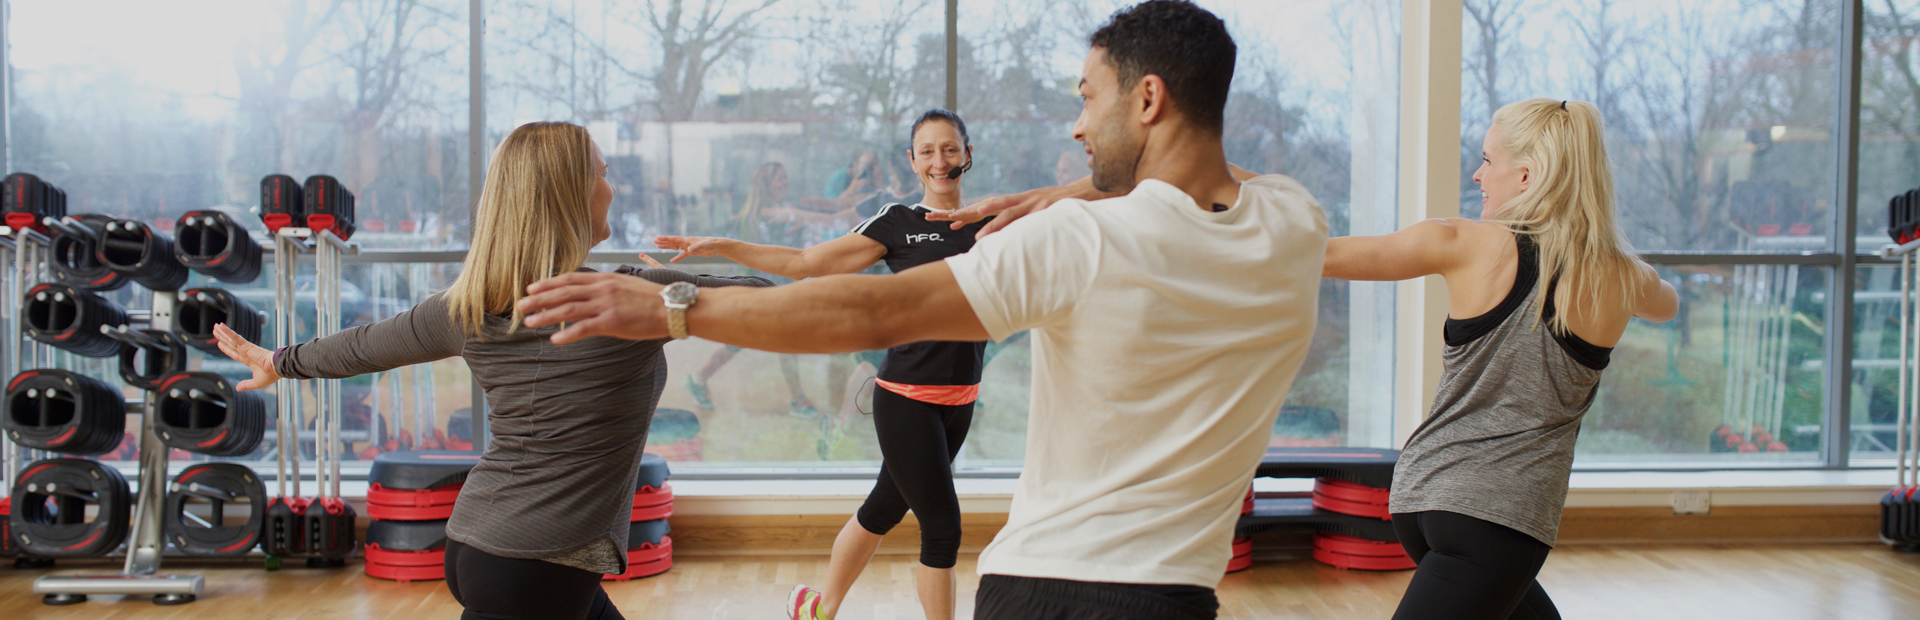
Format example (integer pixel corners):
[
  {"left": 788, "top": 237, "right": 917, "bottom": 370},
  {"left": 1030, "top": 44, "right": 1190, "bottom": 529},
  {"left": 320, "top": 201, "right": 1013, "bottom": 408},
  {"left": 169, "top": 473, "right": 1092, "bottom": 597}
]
[
  {"left": 855, "top": 386, "right": 973, "bottom": 569},
  {"left": 444, "top": 540, "right": 626, "bottom": 620},
  {"left": 1391, "top": 511, "right": 1561, "bottom": 620}
]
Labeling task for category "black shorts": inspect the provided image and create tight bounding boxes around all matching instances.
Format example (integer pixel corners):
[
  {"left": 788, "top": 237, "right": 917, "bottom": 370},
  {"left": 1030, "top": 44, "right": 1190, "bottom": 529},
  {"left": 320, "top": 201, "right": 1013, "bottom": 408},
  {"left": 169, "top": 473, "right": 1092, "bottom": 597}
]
[{"left": 974, "top": 574, "right": 1218, "bottom": 620}]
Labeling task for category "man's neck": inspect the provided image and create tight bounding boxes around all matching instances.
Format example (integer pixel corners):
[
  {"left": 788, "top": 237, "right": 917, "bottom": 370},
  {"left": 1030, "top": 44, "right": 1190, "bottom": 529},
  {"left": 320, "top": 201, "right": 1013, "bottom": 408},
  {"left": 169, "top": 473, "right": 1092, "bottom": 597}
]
[{"left": 1132, "top": 126, "right": 1239, "bottom": 211}]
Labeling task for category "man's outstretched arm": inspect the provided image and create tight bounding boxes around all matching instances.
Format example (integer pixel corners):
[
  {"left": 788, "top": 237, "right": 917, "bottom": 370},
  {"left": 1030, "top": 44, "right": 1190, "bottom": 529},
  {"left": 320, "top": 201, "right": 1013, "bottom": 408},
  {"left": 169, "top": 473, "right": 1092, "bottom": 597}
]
[{"left": 517, "top": 262, "right": 989, "bottom": 351}]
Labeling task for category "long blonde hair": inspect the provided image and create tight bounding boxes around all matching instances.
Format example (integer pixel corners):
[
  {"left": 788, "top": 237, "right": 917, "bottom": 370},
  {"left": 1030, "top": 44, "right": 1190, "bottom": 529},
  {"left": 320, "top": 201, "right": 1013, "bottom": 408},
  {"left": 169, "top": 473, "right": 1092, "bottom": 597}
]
[
  {"left": 1485, "top": 98, "right": 1652, "bottom": 334},
  {"left": 733, "top": 162, "right": 783, "bottom": 242},
  {"left": 446, "top": 122, "right": 598, "bottom": 336}
]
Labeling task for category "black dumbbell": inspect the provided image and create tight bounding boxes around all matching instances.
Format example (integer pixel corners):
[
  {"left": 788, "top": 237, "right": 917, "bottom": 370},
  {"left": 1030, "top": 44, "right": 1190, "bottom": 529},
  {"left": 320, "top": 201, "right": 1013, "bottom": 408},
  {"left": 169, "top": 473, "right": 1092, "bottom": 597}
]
[
  {"left": 3, "top": 369, "right": 126, "bottom": 455},
  {"left": 302, "top": 175, "right": 356, "bottom": 240},
  {"left": 49, "top": 214, "right": 130, "bottom": 292},
  {"left": 153, "top": 372, "right": 267, "bottom": 457},
  {"left": 112, "top": 328, "right": 189, "bottom": 391},
  {"left": 260, "top": 174, "right": 303, "bottom": 233},
  {"left": 174, "top": 287, "right": 264, "bottom": 358},
  {"left": 174, "top": 210, "right": 264, "bottom": 284},
  {"left": 8, "top": 458, "right": 132, "bottom": 558},
  {"left": 164, "top": 463, "right": 268, "bottom": 557},
  {"left": 96, "top": 219, "right": 189, "bottom": 292},
  {"left": 2, "top": 173, "right": 66, "bottom": 234},
  {"left": 22, "top": 283, "right": 130, "bottom": 358}
]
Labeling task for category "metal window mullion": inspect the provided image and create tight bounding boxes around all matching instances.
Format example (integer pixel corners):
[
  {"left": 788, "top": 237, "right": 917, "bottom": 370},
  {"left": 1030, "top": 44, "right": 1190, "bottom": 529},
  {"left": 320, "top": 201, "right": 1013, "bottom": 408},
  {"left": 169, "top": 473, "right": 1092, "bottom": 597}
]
[
  {"left": 1638, "top": 253, "right": 1842, "bottom": 265},
  {"left": 1827, "top": 0, "right": 1865, "bottom": 469},
  {"left": 470, "top": 0, "right": 489, "bottom": 446}
]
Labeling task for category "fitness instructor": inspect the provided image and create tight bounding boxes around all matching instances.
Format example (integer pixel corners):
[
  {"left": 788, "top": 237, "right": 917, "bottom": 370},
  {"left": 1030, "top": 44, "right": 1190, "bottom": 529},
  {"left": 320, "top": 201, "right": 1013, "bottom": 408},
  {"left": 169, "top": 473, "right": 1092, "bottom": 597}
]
[
  {"left": 654, "top": 109, "right": 990, "bottom": 620},
  {"left": 516, "top": 3, "right": 1325, "bottom": 618},
  {"left": 213, "top": 122, "right": 772, "bottom": 620}
]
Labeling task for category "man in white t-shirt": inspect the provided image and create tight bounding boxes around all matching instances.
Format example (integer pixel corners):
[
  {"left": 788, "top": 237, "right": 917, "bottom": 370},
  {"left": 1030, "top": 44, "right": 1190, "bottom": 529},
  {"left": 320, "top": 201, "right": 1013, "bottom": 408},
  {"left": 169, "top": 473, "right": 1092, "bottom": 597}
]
[{"left": 515, "top": 2, "right": 1327, "bottom": 618}]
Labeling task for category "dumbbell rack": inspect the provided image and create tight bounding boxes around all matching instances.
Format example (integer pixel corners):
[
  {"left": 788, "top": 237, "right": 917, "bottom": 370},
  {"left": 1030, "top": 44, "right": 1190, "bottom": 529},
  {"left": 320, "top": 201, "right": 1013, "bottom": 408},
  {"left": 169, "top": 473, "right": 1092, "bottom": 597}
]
[
  {"left": 270, "top": 227, "right": 357, "bottom": 567},
  {"left": 13, "top": 218, "right": 204, "bottom": 604},
  {"left": 1879, "top": 238, "right": 1920, "bottom": 549},
  {"left": 11, "top": 222, "right": 356, "bottom": 604}
]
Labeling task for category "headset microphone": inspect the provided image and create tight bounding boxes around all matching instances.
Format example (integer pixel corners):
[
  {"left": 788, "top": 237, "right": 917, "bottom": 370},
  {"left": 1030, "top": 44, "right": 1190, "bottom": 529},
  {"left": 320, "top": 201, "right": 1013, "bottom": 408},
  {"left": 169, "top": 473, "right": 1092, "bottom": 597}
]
[{"left": 945, "top": 159, "right": 973, "bottom": 180}]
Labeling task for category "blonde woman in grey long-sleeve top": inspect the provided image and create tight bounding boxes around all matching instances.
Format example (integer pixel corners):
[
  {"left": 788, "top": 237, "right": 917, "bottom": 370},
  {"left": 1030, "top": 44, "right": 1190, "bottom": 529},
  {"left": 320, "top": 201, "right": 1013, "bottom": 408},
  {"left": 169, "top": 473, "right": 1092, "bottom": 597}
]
[{"left": 212, "top": 122, "right": 771, "bottom": 620}]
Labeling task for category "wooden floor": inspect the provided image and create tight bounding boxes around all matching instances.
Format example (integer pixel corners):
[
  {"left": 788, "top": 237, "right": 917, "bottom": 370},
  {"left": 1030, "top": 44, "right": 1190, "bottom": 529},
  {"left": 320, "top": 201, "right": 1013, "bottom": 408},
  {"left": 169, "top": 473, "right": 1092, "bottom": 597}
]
[{"left": 4, "top": 544, "right": 1918, "bottom": 619}]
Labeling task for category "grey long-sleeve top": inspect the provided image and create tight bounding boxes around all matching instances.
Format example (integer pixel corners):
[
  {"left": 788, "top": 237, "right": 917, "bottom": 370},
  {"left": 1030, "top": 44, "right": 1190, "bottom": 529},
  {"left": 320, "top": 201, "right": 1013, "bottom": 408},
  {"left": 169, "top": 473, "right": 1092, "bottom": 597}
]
[{"left": 274, "top": 267, "right": 771, "bottom": 573}]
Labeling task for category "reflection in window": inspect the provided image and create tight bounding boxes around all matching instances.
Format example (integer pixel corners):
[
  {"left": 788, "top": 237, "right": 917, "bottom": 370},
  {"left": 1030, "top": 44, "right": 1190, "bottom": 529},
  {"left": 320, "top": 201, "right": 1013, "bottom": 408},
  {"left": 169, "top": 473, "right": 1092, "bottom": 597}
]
[
  {"left": 1859, "top": 1, "right": 1920, "bottom": 243},
  {"left": 1459, "top": 0, "right": 1838, "bottom": 253},
  {"left": 1580, "top": 265, "right": 1825, "bottom": 464},
  {"left": 9, "top": 0, "right": 473, "bottom": 250}
]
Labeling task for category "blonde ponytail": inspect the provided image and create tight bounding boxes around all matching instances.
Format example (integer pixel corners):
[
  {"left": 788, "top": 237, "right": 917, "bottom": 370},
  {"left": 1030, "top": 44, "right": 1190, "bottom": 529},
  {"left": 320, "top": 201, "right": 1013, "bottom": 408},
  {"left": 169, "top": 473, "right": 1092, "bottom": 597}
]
[{"left": 1486, "top": 98, "right": 1653, "bottom": 334}]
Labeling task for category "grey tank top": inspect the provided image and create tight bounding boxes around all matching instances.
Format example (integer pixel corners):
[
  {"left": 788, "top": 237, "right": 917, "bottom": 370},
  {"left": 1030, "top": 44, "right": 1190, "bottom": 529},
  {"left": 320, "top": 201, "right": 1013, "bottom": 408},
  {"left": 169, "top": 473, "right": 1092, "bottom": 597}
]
[{"left": 1389, "top": 234, "right": 1612, "bottom": 547}]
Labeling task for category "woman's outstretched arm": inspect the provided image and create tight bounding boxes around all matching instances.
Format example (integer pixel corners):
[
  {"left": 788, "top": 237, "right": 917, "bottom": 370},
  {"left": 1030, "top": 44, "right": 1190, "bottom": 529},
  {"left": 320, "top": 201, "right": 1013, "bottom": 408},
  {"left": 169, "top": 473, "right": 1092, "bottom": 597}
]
[
  {"left": 215, "top": 293, "right": 465, "bottom": 391},
  {"left": 654, "top": 232, "right": 885, "bottom": 280}
]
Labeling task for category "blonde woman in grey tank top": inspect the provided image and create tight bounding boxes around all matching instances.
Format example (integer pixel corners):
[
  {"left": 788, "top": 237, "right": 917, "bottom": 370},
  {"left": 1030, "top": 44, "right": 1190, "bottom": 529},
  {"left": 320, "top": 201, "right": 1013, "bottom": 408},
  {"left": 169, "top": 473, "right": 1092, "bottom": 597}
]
[{"left": 1323, "top": 99, "right": 1678, "bottom": 620}]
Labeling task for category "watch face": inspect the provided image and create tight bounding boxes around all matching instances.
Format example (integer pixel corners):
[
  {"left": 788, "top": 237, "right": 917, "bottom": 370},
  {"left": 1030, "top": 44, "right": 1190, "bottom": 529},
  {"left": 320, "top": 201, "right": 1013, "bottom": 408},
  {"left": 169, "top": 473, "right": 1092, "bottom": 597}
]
[{"left": 662, "top": 281, "right": 698, "bottom": 305}]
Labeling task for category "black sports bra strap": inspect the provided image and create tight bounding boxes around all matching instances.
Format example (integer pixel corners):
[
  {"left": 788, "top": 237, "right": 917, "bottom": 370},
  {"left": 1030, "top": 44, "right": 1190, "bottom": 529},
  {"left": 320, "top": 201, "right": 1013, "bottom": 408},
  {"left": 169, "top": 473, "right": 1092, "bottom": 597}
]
[{"left": 1442, "top": 233, "right": 1538, "bottom": 346}]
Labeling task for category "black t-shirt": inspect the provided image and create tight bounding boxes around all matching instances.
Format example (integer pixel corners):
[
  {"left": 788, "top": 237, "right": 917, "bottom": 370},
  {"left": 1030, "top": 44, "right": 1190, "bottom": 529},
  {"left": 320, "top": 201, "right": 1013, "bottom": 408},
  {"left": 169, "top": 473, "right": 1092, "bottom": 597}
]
[{"left": 853, "top": 203, "right": 992, "bottom": 386}]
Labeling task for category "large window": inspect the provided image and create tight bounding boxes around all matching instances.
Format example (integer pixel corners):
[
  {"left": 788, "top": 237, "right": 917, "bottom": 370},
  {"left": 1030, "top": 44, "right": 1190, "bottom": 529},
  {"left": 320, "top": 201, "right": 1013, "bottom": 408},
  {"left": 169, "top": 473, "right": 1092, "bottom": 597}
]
[
  {"left": 1459, "top": 0, "right": 1917, "bottom": 468},
  {"left": 22, "top": 0, "right": 1911, "bottom": 477},
  {"left": 479, "top": 0, "right": 1403, "bottom": 470}
]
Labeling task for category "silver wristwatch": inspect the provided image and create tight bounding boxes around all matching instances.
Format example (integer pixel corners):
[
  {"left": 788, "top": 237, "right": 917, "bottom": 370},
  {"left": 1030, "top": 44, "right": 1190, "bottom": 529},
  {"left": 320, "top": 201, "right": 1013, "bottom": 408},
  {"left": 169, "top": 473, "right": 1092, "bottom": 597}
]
[{"left": 660, "top": 281, "right": 698, "bottom": 340}]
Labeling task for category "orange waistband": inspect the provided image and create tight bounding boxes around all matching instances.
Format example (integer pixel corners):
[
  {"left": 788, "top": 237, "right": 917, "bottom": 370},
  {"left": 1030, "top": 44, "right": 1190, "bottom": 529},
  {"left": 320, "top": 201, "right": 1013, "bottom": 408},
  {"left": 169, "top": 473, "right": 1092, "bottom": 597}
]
[{"left": 874, "top": 379, "right": 980, "bottom": 406}]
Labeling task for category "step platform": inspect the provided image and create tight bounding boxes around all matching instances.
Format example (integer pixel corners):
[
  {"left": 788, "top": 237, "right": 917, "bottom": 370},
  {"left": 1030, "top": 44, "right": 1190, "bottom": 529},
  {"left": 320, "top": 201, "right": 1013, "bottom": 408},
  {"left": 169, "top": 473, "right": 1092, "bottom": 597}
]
[
  {"left": 366, "top": 451, "right": 480, "bottom": 521},
  {"left": 1311, "top": 532, "right": 1415, "bottom": 571},
  {"left": 1312, "top": 478, "right": 1391, "bottom": 520},
  {"left": 1256, "top": 447, "right": 1399, "bottom": 488},
  {"left": 632, "top": 484, "right": 674, "bottom": 522},
  {"left": 635, "top": 453, "right": 669, "bottom": 492},
  {"left": 1225, "top": 536, "right": 1252, "bottom": 573},
  {"left": 606, "top": 519, "right": 673, "bottom": 581},
  {"left": 1235, "top": 496, "right": 1397, "bottom": 542}
]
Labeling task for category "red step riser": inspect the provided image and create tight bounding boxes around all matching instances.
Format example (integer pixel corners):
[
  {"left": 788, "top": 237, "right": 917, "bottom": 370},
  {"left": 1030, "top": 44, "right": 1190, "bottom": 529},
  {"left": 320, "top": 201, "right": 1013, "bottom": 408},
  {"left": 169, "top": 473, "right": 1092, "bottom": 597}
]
[
  {"left": 1312, "top": 493, "right": 1392, "bottom": 520},
  {"left": 1312, "top": 478, "right": 1390, "bottom": 505}
]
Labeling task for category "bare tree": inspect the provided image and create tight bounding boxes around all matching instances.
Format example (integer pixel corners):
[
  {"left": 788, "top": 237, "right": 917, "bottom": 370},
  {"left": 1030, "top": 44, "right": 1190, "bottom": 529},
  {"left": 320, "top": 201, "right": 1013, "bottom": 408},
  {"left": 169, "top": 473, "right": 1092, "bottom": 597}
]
[
  {"left": 234, "top": 0, "right": 346, "bottom": 174},
  {"left": 1464, "top": 0, "right": 1532, "bottom": 120},
  {"left": 803, "top": 0, "right": 937, "bottom": 131},
  {"left": 327, "top": 0, "right": 462, "bottom": 196},
  {"left": 1619, "top": 5, "right": 1736, "bottom": 250},
  {"left": 636, "top": 0, "right": 783, "bottom": 122},
  {"left": 1565, "top": 0, "right": 1631, "bottom": 121}
]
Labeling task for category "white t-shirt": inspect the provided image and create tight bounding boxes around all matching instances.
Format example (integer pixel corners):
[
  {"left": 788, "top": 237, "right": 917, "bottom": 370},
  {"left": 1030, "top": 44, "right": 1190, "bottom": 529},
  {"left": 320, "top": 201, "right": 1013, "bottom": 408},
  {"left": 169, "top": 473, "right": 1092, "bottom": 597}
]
[{"left": 946, "top": 175, "right": 1328, "bottom": 588}]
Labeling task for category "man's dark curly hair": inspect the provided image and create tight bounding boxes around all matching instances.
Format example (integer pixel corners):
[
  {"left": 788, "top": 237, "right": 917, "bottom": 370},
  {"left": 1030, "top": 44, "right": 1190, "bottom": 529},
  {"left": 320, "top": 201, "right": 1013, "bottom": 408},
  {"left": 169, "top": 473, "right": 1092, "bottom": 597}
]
[{"left": 1088, "top": 0, "right": 1236, "bottom": 134}]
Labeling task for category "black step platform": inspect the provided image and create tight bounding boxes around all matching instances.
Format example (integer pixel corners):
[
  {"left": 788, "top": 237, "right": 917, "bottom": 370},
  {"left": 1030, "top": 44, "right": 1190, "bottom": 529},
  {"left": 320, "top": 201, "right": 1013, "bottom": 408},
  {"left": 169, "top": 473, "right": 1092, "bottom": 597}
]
[
  {"left": 366, "top": 519, "right": 448, "bottom": 552},
  {"left": 368, "top": 451, "right": 481, "bottom": 490},
  {"left": 1256, "top": 447, "right": 1399, "bottom": 488},
  {"left": 1235, "top": 496, "right": 1397, "bottom": 542},
  {"left": 635, "top": 453, "right": 669, "bottom": 491},
  {"left": 628, "top": 519, "right": 670, "bottom": 549}
]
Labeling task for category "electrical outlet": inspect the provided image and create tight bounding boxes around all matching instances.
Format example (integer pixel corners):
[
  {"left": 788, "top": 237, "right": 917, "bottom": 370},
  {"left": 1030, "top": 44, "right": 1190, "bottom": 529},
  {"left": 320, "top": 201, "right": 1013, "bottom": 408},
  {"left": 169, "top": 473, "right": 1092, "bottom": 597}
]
[{"left": 1672, "top": 490, "right": 1710, "bottom": 515}]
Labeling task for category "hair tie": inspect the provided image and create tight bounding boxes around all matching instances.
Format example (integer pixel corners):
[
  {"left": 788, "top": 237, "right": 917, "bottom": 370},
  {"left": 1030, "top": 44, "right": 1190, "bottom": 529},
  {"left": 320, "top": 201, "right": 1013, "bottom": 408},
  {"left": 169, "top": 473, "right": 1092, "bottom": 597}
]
[{"left": 1559, "top": 100, "right": 1568, "bottom": 111}]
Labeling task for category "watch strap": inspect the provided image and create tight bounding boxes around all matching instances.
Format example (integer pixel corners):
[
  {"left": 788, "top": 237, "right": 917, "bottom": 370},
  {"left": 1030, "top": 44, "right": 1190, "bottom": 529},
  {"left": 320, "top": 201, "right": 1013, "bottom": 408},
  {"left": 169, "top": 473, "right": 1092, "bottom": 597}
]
[{"left": 668, "top": 307, "right": 688, "bottom": 340}]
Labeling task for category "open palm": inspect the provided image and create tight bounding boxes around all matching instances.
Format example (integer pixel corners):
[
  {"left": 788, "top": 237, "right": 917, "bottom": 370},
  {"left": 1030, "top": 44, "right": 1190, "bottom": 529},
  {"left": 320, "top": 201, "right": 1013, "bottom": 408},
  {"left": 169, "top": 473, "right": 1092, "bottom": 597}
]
[
  {"left": 653, "top": 235, "right": 726, "bottom": 263},
  {"left": 213, "top": 322, "right": 281, "bottom": 391}
]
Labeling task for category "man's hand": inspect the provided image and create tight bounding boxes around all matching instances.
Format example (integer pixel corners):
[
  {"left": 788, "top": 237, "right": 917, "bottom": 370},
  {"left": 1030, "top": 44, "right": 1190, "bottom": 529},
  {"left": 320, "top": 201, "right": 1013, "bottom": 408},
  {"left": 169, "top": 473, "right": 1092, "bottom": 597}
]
[
  {"left": 654, "top": 235, "right": 730, "bottom": 263},
  {"left": 519, "top": 272, "right": 669, "bottom": 344},
  {"left": 926, "top": 175, "right": 1105, "bottom": 239}
]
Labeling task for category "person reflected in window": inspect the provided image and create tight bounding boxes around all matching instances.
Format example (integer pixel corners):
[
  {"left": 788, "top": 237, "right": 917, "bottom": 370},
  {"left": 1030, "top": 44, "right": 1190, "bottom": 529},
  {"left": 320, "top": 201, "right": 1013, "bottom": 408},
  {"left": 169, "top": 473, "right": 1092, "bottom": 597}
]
[
  {"left": 822, "top": 148, "right": 882, "bottom": 209},
  {"left": 213, "top": 122, "right": 773, "bottom": 620},
  {"left": 654, "top": 109, "right": 989, "bottom": 620},
  {"left": 686, "top": 161, "right": 840, "bottom": 419},
  {"left": 855, "top": 145, "right": 926, "bottom": 220}
]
